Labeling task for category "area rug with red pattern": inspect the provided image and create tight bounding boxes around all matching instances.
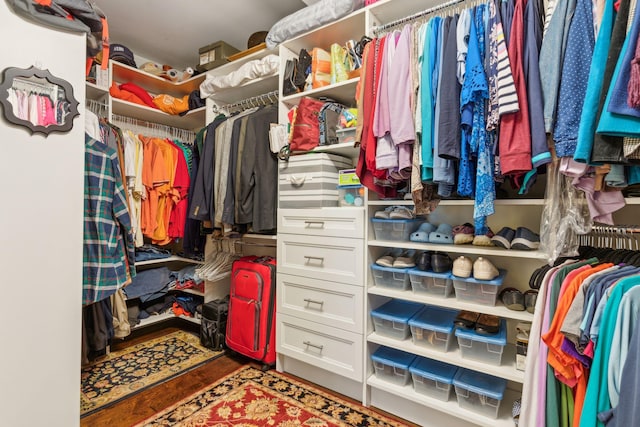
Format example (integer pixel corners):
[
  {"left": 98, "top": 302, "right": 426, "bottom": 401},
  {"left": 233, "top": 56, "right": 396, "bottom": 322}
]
[{"left": 134, "top": 365, "right": 413, "bottom": 427}]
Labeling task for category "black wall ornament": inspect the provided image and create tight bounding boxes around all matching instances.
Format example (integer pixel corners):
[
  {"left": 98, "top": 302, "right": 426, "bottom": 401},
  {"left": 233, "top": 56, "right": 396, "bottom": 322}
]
[{"left": 0, "top": 65, "right": 79, "bottom": 135}]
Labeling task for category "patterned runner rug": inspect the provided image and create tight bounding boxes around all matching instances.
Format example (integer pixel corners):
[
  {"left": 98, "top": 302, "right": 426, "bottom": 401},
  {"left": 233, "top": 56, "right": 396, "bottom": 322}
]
[
  {"left": 134, "top": 365, "right": 413, "bottom": 426},
  {"left": 81, "top": 330, "right": 224, "bottom": 417}
]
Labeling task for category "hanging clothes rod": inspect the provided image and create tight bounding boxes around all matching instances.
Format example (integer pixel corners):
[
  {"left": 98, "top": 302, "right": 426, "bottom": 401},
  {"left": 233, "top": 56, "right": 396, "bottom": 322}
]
[
  {"left": 86, "top": 98, "right": 108, "bottom": 118},
  {"left": 580, "top": 224, "right": 640, "bottom": 250},
  {"left": 372, "top": 0, "right": 469, "bottom": 34},
  {"left": 213, "top": 90, "right": 279, "bottom": 114},
  {"left": 111, "top": 113, "right": 196, "bottom": 142},
  {"left": 12, "top": 77, "right": 57, "bottom": 96}
]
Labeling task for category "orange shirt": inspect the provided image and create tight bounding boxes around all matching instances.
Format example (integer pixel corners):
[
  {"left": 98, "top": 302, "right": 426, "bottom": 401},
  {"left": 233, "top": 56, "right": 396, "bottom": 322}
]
[
  {"left": 151, "top": 138, "right": 178, "bottom": 245},
  {"left": 542, "top": 262, "right": 613, "bottom": 427},
  {"left": 140, "top": 136, "right": 168, "bottom": 238}
]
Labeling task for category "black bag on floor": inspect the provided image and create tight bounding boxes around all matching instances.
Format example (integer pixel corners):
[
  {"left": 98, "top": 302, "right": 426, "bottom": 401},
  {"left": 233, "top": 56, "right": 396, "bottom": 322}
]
[{"left": 200, "top": 296, "right": 229, "bottom": 351}]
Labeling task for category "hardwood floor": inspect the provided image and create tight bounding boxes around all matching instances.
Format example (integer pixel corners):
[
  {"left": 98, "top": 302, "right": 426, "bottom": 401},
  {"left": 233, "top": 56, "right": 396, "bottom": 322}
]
[
  {"left": 81, "top": 323, "right": 246, "bottom": 427},
  {"left": 81, "top": 322, "right": 417, "bottom": 427}
]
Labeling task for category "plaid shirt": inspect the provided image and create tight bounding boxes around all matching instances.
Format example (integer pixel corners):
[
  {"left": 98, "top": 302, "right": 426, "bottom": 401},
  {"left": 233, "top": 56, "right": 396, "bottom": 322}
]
[{"left": 83, "top": 135, "right": 136, "bottom": 305}]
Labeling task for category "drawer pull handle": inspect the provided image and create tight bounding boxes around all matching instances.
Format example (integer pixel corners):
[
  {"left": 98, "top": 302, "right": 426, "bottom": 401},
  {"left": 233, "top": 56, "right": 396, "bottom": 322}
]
[
  {"left": 303, "top": 298, "right": 324, "bottom": 306},
  {"left": 304, "top": 221, "right": 325, "bottom": 228},
  {"left": 303, "top": 341, "right": 324, "bottom": 351},
  {"left": 304, "top": 256, "right": 325, "bottom": 264}
]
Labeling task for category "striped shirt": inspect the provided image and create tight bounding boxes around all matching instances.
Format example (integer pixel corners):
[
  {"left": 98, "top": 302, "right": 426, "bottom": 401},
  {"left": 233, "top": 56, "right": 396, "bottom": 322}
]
[{"left": 83, "top": 135, "right": 136, "bottom": 305}]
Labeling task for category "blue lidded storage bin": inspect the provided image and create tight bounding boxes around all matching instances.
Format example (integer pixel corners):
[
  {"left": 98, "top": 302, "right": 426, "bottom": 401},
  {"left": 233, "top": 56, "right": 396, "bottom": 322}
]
[
  {"left": 453, "top": 368, "right": 507, "bottom": 419},
  {"left": 371, "top": 299, "right": 424, "bottom": 340},
  {"left": 371, "top": 263, "right": 412, "bottom": 290},
  {"left": 408, "top": 268, "right": 454, "bottom": 297},
  {"left": 371, "top": 346, "right": 416, "bottom": 386},
  {"left": 452, "top": 270, "right": 506, "bottom": 306},
  {"left": 455, "top": 319, "right": 507, "bottom": 365},
  {"left": 409, "top": 357, "right": 458, "bottom": 401},
  {"left": 371, "top": 218, "right": 422, "bottom": 241},
  {"left": 408, "top": 306, "right": 459, "bottom": 352}
]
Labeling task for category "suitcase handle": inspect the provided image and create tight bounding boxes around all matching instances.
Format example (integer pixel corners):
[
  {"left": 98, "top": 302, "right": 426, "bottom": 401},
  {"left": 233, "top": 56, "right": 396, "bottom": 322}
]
[{"left": 303, "top": 341, "right": 324, "bottom": 351}]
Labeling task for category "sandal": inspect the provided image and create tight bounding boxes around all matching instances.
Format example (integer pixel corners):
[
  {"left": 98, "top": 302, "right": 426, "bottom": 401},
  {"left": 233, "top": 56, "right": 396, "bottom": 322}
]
[
  {"left": 393, "top": 249, "right": 416, "bottom": 268},
  {"left": 375, "top": 248, "right": 403, "bottom": 267},
  {"left": 475, "top": 314, "right": 501, "bottom": 335},
  {"left": 499, "top": 287, "right": 525, "bottom": 311},
  {"left": 454, "top": 310, "right": 480, "bottom": 329},
  {"left": 410, "top": 222, "right": 435, "bottom": 242}
]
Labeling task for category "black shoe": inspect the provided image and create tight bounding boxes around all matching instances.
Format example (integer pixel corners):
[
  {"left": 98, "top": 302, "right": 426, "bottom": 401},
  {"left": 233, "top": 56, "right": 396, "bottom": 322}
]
[
  {"left": 416, "top": 251, "right": 432, "bottom": 271},
  {"left": 431, "top": 252, "right": 452, "bottom": 273}
]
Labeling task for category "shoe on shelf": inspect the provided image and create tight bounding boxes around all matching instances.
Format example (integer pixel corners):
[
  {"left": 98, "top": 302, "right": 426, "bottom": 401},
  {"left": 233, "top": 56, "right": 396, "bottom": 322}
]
[
  {"left": 452, "top": 223, "right": 475, "bottom": 245},
  {"left": 452, "top": 256, "right": 473, "bottom": 278},
  {"left": 374, "top": 206, "right": 395, "bottom": 219},
  {"left": 410, "top": 222, "right": 435, "bottom": 243},
  {"left": 389, "top": 206, "right": 415, "bottom": 219},
  {"left": 491, "top": 227, "right": 516, "bottom": 249},
  {"left": 524, "top": 289, "right": 538, "bottom": 313},
  {"left": 429, "top": 223, "right": 454, "bottom": 244},
  {"left": 473, "top": 257, "right": 499, "bottom": 280},
  {"left": 375, "top": 248, "right": 403, "bottom": 267},
  {"left": 431, "top": 252, "right": 453, "bottom": 273},
  {"left": 454, "top": 310, "right": 480, "bottom": 329},
  {"left": 475, "top": 313, "right": 501, "bottom": 335},
  {"left": 499, "top": 287, "right": 525, "bottom": 311},
  {"left": 472, "top": 228, "right": 495, "bottom": 246},
  {"left": 393, "top": 249, "right": 416, "bottom": 268},
  {"left": 416, "top": 251, "right": 432, "bottom": 271},
  {"left": 511, "top": 227, "right": 540, "bottom": 251}
]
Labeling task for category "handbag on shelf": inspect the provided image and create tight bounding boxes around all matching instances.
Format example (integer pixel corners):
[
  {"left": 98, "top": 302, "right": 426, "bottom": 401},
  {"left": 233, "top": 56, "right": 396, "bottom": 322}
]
[{"left": 289, "top": 96, "right": 325, "bottom": 153}]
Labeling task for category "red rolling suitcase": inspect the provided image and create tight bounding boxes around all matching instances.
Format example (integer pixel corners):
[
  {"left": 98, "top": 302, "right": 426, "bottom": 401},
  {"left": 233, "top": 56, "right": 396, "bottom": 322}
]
[{"left": 225, "top": 255, "right": 277, "bottom": 365}]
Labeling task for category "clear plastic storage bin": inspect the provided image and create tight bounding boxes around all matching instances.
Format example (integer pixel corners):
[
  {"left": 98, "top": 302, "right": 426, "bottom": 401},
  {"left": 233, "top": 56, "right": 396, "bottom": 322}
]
[
  {"left": 452, "top": 270, "right": 506, "bottom": 306},
  {"left": 409, "top": 268, "right": 454, "bottom": 297},
  {"left": 409, "top": 357, "right": 458, "bottom": 401},
  {"left": 371, "top": 218, "right": 422, "bottom": 241},
  {"left": 408, "top": 306, "right": 459, "bottom": 352},
  {"left": 371, "top": 299, "right": 424, "bottom": 340},
  {"left": 453, "top": 368, "right": 507, "bottom": 419},
  {"left": 371, "top": 264, "right": 411, "bottom": 290},
  {"left": 371, "top": 346, "right": 416, "bottom": 386},
  {"left": 455, "top": 319, "right": 507, "bottom": 365}
]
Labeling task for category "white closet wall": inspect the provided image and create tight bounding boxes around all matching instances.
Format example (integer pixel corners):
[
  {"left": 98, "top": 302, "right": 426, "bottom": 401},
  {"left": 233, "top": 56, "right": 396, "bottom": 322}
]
[{"left": 0, "top": 4, "right": 85, "bottom": 427}]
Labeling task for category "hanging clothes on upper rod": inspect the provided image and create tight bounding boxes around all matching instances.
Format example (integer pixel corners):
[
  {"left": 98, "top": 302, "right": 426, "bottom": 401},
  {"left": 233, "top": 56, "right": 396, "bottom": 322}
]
[
  {"left": 371, "top": 0, "right": 470, "bottom": 34},
  {"left": 111, "top": 113, "right": 196, "bottom": 143},
  {"left": 212, "top": 90, "right": 279, "bottom": 115}
]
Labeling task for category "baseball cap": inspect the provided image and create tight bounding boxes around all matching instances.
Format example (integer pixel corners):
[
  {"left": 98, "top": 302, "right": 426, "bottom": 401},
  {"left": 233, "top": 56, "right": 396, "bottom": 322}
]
[{"left": 110, "top": 44, "right": 137, "bottom": 68}]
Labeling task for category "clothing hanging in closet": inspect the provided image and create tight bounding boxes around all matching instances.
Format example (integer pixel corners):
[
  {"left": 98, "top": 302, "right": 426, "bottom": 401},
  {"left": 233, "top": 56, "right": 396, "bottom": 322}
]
[{"left": 189, "top": 103, "right": 279, "bottom": 234}]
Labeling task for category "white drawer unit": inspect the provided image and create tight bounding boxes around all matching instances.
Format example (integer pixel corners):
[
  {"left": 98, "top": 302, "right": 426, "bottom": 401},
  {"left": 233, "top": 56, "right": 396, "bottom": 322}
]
[
  {"left": 278, "top": 208, "right": 365, "bottom": 239},
  {"left": 277, "top": 234, "right": 364, "bottom": 286},
  {"left": 277, "top": 273, "right": 364, "bottom": 333},
  {"left": 277, "top": 313, "right": 363, "bottom": 381}
]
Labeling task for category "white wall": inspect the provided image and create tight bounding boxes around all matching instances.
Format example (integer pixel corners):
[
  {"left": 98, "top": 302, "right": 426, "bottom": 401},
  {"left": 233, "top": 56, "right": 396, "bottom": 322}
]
[{"left": 0, "top": 4, "right": 85, "bottom": 427}]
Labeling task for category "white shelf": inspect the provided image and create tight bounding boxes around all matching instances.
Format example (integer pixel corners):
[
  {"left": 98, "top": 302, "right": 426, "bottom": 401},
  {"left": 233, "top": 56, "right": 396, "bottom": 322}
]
[
  {"left": 281, "top": 77, "right": 360, "bottom": 106},
  {"left": 135, "top": 255, "right": 204, "bottom": 267},
  {"left": 111, "top": 60, "right": 206, "bottom": 97},
  {"left": 243, "top": 234, "right": 278, "bottom": 240},
  {"left": 368, "top": 333, "right": 523, "bottom": 383},
  {"left": 309, "top": 141, "right": 359, "bottom": 158},
  {"left": 132, "top": 311, "right": 201, "bottom": 330},
  {"left": 367, "top": 286, "right": 534, "bottom": 322},
  {"left": 625, "top": 197, "right": 640, "bottom": 204},
  {"left": 367, "top": 0, "right": 444, "bottom": 27},
  {"left": 111, "top": 98, "right": 206, "bottom": 130},
  {"left": 368, "top": 239, "right": 549, "bottom": 259},
  {"left": 172, "top": 288, "right": 205, "bottom": 297},
  {"left": 209, "top": 74, "right": 279, "bottom": 104},
  {"left": 367, "top": 374, "right": 520, "bottom": 427},
  {"left": 281, "top": 9, "right": 367, "bottom": 53},
  {"left": 368, "top": 198, "right": 546, "bottom": 206},
  {"left": 85, "top": 81, "right": 108, "bottom": 100},
  {"left": 207, "top": 47, "right": 277, "bottom": 76}
]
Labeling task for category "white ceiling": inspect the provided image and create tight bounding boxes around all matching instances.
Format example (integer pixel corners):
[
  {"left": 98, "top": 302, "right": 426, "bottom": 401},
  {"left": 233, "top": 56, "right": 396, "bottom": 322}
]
[{"left": 93, "top": 0, "right": 309, "bottom": 70}]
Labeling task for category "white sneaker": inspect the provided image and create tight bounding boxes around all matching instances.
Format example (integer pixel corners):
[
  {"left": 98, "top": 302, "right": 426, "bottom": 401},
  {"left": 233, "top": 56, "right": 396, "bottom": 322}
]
[
  {"left": 473, "top": 257, "right": 499, "bottom": 280},
  {"left": 452, "top": 256, "right": 473, "bottom": 278}
]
